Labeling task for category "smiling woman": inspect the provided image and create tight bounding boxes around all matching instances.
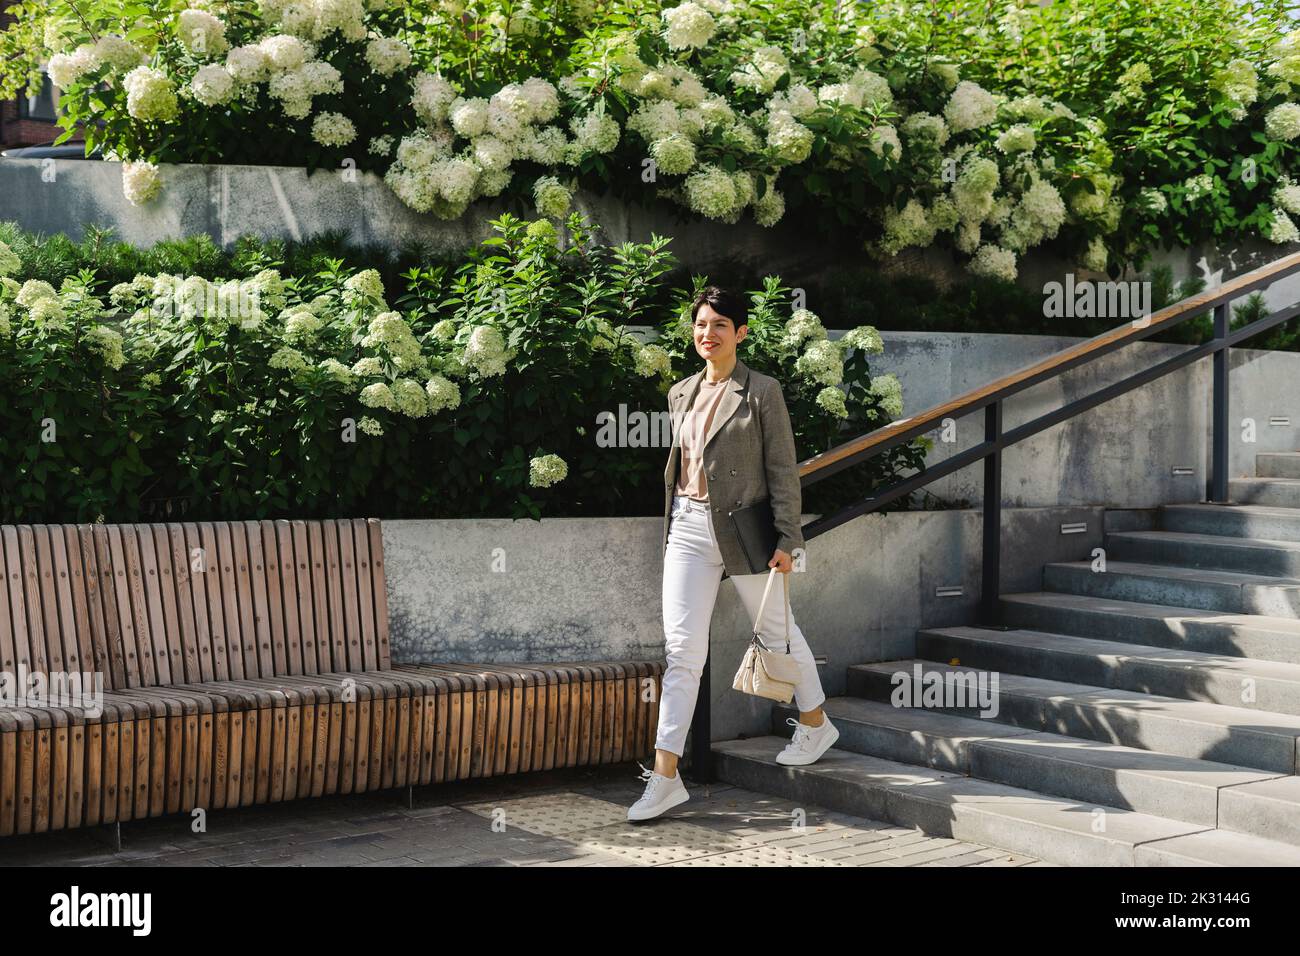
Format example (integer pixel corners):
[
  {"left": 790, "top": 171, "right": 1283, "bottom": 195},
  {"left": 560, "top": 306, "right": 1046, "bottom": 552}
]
[{"left": 628, "top": 284, "right": 839, "bottom": 822}]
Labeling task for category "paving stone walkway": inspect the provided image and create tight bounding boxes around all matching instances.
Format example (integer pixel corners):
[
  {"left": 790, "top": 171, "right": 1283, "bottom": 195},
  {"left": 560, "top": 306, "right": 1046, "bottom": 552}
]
[{"left": 0, "top": 762, "right": 1052, "bottom": 867}]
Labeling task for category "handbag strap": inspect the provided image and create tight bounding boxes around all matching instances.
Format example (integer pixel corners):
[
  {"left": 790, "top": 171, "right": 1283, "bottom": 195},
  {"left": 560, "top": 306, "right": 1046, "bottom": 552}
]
[{"left": 753, "top": 567, "right": 792, "bottom": 653}]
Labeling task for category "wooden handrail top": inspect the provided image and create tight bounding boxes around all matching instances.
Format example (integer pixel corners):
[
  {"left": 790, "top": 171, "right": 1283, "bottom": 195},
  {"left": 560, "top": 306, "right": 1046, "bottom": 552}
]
[{"left": 799, "top": 250, "right": 1300, "bottom": 479}]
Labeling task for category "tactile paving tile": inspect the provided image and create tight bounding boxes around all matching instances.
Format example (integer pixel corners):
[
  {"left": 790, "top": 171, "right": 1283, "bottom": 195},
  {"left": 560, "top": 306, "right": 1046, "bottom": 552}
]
[
  {"left": 663, "top": 844, "right": 852, "bottom": 866},
  {"left": 458, "top": 792, "right": 628, "bottom": 836},
  {"left": 571, "top": 820, "right": 761, "bottom": 864}
]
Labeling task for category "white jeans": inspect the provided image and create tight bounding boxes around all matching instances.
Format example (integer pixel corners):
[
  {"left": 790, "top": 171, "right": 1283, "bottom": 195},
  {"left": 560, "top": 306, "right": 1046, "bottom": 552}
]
[{"left": 656, "top": 493, "right": 827, "bottom": 757}]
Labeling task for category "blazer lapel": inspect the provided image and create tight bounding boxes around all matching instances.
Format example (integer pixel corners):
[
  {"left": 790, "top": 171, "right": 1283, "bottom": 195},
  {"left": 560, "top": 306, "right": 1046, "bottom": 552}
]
[{"left": 702, "top": 358, "right": 749, "bottom": 451}]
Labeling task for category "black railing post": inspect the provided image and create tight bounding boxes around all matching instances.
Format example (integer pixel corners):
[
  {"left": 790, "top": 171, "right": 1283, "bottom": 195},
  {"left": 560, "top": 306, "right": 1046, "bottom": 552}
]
[
  {"left": 1210, "top": 301, "right": 1230, "bottom": 504},
  {"left": 687, "top": 632, "right": 713, "bottom": 782},
  {"left": 980, "top": 401, "right": 1003, "bottom": 626}
]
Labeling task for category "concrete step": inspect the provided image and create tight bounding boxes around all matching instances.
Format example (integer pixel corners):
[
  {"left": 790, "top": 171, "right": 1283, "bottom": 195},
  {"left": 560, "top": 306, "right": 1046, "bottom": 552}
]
[
  {"left": 772, "top": 696, "right": 1300, "bottom": 846},
  {"left": 1229, "top": 477, "right": 1300, "bottom": 508},
  {"left": 711, "top": 736, "right": 1300, "bottom": 865},
  {"left": 1042, "top": 559, "right": 1300, "bottom": 616},
  {"left": 1160, "top": 502, "right": 1300, "bottom": 542},
  {"left": 1257, "top": 452, "right": 1300, "bottom": 479},
  {"left": 845, "top": 659, "right": 1300, "bottom": 774},
  {"left": 999, "top": 592, "right": 1300, "bottom": 665},
  {"left": 916, "top": 625, "right": 1300, "bottom": 716},
  {"left": 1106, "top": 529, "right": 1300, "bottom": 577}
]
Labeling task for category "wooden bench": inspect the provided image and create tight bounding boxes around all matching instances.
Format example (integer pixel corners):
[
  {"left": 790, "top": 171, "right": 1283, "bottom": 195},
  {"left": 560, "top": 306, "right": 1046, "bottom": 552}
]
[{"left": 0, "top": 519, "right": 663, "bottom": 837}]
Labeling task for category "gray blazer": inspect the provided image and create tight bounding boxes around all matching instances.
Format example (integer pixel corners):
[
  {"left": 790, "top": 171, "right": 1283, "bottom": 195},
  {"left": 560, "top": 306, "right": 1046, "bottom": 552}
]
[{"left": 662, "top": 357, "right": 806, "bottom": 579}]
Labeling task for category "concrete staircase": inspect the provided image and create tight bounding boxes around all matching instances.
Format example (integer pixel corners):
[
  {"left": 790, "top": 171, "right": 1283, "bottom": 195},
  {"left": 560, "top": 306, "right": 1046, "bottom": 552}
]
[{"left": 713, "top": 452, "right": 1300, "bottom": 865}]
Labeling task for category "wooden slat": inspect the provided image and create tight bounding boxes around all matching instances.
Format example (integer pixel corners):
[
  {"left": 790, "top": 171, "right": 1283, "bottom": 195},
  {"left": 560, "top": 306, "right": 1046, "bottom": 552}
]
[
  {"left": 366, "top": 519, "right": 391, "bottom": 669},
  {"left": 19, "top": 526, "right": 52, "bottom": 676},
  {"left": 164, "top": 524, "right": 201, "bottom": 683},
  {"left": 259, "top": 521, "right": 289, "bottom": 676},
  {"left": 0, "top": 536, "right": 18, "bottom": 681},
  {"left": 181, "top": 524, "right": 214, "bottom": 684},
  {"left": 213, "top": 522, "right": 247, "bottom": 681},
  {"left": 305, "top": 522, "right": 330, "bottom": 674},
  {"left": 59, "top": 527, "right": 96, "bottom": 679},
  {"left": 351, "top": 519, "right": 378, "bottom": 672},
  {"left": 273, "top": 520, "right": 302, "bottom": 676},
  {"left": 45, "top": 526, "right": 81, "bottom": 674},
  {"left": 290, "top": 521, "right": 316, "bottom": 675},
  {"left": 194, "top": 524, "right": 226, "bottom": 682},
  {"left": 144, "top": 525, "right": 181, "bottom": 684},
  {"left": 243, "top": 522, "right": 275, "bottom": 678},
  {"left": 335, "top": 523, "right": 362, "bottom": 671},
  {"left": 321, "top": 522, "right": 347, "bottom": 673},
  {"left": 115, "top": 526, "right": 155, "bottom": 687},
  {"left": 226, "top": 522, "right": 260, "bottom": 679},
  {"left": 90, "top": 526, "right": 128, "bottom": 690}
]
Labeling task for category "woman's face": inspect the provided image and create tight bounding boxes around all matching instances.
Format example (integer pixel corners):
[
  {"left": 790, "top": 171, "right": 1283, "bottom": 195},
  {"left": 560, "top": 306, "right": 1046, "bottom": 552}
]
[{"left": 693, "top": 302, "right": 747, "bottom": 362}]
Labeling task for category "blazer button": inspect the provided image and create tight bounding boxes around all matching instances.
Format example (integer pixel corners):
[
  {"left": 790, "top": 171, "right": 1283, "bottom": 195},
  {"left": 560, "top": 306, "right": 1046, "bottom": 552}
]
[
  {"left": 735, "top": 499, "right": 742, "bottom": 507},
  {"left": 729, "top": 469, "right": 736, "bottom": 476},
  {"left": 709, "top": 473, "right": 715, "bottom": 481}
]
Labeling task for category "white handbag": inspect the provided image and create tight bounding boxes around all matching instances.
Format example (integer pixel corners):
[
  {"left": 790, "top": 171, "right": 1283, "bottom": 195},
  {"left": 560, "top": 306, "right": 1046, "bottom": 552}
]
[{"left": 731, "top": 567, "right": 804, "bottom": 702}]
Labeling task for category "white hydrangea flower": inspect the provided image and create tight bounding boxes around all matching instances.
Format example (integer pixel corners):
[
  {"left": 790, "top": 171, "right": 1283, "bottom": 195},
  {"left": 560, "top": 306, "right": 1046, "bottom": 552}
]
[
  {"left": 650, "top": 133, "right": 696, "bottom": 175},
  {"left": 752, "top": 181, "right": 785, "bottom": 227},
  {"left": 570, "top": 110, "right": 621, "bottom": 154},
  {"left": 365, "top": 36, "right": 411, "bottom": 75},
  {"left": 93, "top": 36, "right": 144, "bottom": 73},
  {"left": 952, "top": 155, "right": 1000, "bottom": 222},
  {"left": 768, "top": 84, "right": 818, "bottom": 118},
  {"left": 1265, "top": 207, "right": 1300, "bottom": 244},
  {"left": 795, "top": 339, "right": 843, "bottom": 386},
  {"left": 259, "top": 34, "right": 310, "bottom": 71},
  {"left": 299, "top": 60, "right": 343, "bottom": 95},
  {"left": 816, "top": 386, "right": 848, "bottom": 419},
  {"left": 967, "top": 244, "right": 1017, "bottom": 282},
  {"left": 840, "top": 325, "right": 884, "bottom": 355},
  {"left": 450, "top": 97, "right": 490, "bottom": 137},
  {"left": 869, "top": 373, "right": 903, "bottom": 417},
  {"left": 533, "top": 176, "right": 573, "bottom": 217},
  {"left": 319, "top": 358, "right": 356, "bottom": 386},
  {"left": 765, "top": 110, "right": 814, "bottom": 163},
  {"left": 84, "top": 325, "right": 126, "bottom": 369},
  {"left": 359, "top": 382, "right": 396, "bottom": 410},
  {"left": 190, "top": 65, "right": 235, "bottom": 105},
  {"left": 47, "top": 45, "right": 102, "bottom": 87},
  {"left": 1138, "top": 186, "right": 1168, "bottom": 215},
  {"left": 269, "top": 346, "right": 308, "bottom": 372},
  {"left": 1264, "top": 103, "right": 1300, "bottom": 141},
  {"left": 122, "top": 160, "right": 163, "bottom": 206},
  {"left": 424, "top": 374, "right": 461, "bottom": 412},
  {"left": 683, "top": 164, "right": 739, "bottom": 220},
  {"left": 312, "top": 111, "right": 357, "bottom": 147},
  {"left": 177, "top": 9, "right": 229, "bottom": 58},
  {"left": 472, "top": 135, "right": 513, "bottom": 172},
  {"left": 529, "top": 453, "right": 568, "bottom": 488},
  {"left": 868, "top": 124, "right": 902, "bottom": 161},
  {"left": 730, "top": 46, "right": 788, "bottom": 93},
  {"left": 818, "top": 83, "right": 863, "bottom": 109},
  {"left": 344, "top": 269, "right": 385, "bottom": 300},
  {"left": 412, "top": 72, "right": 457, "bottom": 124},
  {"left": 357, "top": 415, "right": 383, "bottom": 436},
  {"left": 849, "top": 68, "right": 893, "bottom": 109},
  {"left": 123, "top": 66, "right": 179, "bottom": 122},
  {"left": 944, "top": 81, "right": 997, "bottom": 132},
  {"left": 1273, "top": 177, "right": 1300, "bottom": 215},
  {"left": 462, "top": 325, "right": 512, "bottom": 377},
  {"left": 392, "top": 378, "right": 429, "bottom": 417},
  {"left": 901, "top": 112, "right": 950, "bottom": 147},
  {"left": 1082, "top": 236, "right": 1109, "bottom": 272},
  {"left": 662, "top": 2, "right": 716, "bottom": 51},
  {"left": 369, "top": 134, "right": 395, "bottom": 157},
  {"left": 226, "top": 45, "right": 271, "bottom": 84},
  {"left": 0, "top": 240, "right": 21, "bottom": 278},
  {"left": 995, "top": 123, "right": 1036, "bottom": 153}
]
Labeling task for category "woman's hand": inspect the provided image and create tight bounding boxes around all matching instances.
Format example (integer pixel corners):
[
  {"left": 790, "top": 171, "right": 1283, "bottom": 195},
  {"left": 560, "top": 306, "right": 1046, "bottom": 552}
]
[{"left": 768, "top": 548, "right": 792, "bottom": 573}]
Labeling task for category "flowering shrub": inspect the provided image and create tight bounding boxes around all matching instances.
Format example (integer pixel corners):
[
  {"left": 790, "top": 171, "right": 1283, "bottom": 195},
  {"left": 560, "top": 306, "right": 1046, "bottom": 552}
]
[
  {"left": 0, "top": 212, "right": 921, "bottom": 522},
  {"left": 4, "top": 0, "right": 1295, "bottom": 286}
]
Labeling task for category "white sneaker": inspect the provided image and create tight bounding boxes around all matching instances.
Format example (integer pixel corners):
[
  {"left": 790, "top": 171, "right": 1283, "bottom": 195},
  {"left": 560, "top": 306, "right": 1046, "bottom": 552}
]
[
  {"left": 775, "top": 715, "right": 839, "bottom": 766},
  {"left": 627, "top": 760, "right": 690, "bottom": 821}
]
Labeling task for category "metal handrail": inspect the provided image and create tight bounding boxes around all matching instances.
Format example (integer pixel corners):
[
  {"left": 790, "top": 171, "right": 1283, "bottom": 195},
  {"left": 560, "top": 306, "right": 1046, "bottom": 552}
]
[{"left": 688, "top": 249, "right": 1300, "bottom": 783}]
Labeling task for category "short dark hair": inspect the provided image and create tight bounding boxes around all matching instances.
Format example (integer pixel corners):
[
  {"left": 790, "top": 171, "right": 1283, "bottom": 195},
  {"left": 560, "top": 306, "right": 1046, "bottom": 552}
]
[{"left": 690, "top": 286, "right": 748, "bottom": 330}]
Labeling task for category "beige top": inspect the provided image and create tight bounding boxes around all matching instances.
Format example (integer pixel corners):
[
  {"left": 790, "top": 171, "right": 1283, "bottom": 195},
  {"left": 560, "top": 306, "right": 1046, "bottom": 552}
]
[{"left": 674, "top": 374, "right": 732, "bottom": 501}]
